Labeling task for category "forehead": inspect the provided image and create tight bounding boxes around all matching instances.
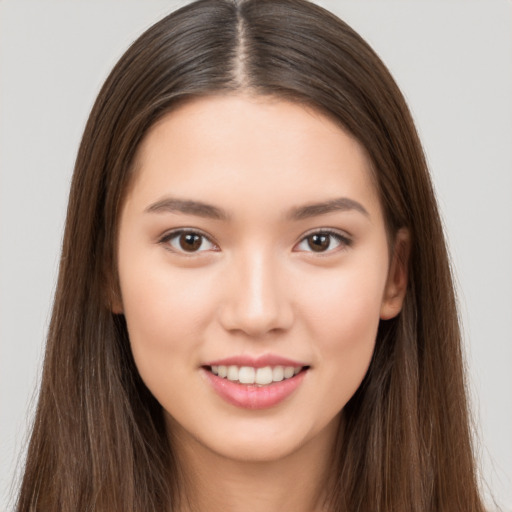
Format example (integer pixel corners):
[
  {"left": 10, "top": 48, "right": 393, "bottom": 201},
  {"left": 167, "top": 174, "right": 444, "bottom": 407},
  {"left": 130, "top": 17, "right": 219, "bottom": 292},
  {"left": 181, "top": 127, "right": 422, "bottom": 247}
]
[{"left": 126, "top": 94, "right": 382, "bottom": 221}]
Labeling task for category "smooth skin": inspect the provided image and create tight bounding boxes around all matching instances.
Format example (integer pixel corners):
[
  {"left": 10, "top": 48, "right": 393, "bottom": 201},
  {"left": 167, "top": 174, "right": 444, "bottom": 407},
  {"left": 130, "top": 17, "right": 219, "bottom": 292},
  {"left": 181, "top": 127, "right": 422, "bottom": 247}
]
[{"left": 115, "top": 95, "right": 409, "bottom": 512}]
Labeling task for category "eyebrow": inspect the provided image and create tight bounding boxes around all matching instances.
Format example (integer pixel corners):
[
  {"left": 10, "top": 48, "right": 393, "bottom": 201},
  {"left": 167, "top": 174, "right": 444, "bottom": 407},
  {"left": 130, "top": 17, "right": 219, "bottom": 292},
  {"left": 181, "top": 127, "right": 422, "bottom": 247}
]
[
  {"left": 287, "top": 197, "right": 369, "bottom": 220},
  {"left": 144, "top": 196, "right": 369, "bottom": 221},
  {"left": 145, "top": 198, "right": 230, "bottom": 220}
]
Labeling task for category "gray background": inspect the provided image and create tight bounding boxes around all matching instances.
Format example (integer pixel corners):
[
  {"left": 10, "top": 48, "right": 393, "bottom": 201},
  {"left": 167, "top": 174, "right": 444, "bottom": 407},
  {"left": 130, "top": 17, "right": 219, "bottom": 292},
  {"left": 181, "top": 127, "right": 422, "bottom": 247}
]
[{"left": 1, "top": 1, "right": 511, "bottom": 510}]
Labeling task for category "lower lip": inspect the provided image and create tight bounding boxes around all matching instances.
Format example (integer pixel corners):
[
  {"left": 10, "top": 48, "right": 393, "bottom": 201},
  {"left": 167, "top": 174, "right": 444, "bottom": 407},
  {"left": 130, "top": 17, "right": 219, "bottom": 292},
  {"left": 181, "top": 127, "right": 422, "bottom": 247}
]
[{"left": 202, "top": 369, "right": 307, "bottom": 410}]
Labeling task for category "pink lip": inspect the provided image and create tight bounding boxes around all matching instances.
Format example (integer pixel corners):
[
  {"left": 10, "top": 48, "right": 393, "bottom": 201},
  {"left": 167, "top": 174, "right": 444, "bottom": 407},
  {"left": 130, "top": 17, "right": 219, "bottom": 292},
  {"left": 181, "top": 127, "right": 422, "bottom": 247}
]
[
  {"left": 203, "top": 354, "right": 306, "bottom": 368},
  {"left": 202, "top": 368, "right": 307, "bottom": 410}
]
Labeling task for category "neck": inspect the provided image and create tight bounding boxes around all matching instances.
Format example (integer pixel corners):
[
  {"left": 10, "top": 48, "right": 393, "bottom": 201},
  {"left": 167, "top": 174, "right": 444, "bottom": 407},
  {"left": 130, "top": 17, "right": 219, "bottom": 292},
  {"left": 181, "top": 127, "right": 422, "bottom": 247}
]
[{"left": 169, "top": 418, "right": 340, "bottom": 512}]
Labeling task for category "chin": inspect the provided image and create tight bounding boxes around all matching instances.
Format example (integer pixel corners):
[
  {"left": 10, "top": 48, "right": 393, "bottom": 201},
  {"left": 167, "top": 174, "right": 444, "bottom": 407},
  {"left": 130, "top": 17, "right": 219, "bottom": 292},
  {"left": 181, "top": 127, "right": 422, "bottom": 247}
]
[
  {"left": 166, "top": 410, "right": 341, "bottom": 466},
  {"left": 209, "top": 434, "right": 305, "bottom": 463}
]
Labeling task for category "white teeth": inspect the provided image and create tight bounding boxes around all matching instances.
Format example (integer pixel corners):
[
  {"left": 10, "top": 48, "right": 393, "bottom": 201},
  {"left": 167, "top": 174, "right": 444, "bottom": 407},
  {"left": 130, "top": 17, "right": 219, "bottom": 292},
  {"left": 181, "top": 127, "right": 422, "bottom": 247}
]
[
  {"left": 210, "top": 364, "right": 304, "bottom": 385},
  {"left": 283, "top": 366, "right": 295, "bottom": 379},
  {"left": 272, "top": 366, "right": 284, "bottom": 382},
  {"left": 239, "top": 366, "right": 255, "bottom": 384},
  {"left": 255, "top": 366, "right": 273, "bottom": 385},
  {"left": 227, "top": 365, "right": 239, "bottom": 381}
]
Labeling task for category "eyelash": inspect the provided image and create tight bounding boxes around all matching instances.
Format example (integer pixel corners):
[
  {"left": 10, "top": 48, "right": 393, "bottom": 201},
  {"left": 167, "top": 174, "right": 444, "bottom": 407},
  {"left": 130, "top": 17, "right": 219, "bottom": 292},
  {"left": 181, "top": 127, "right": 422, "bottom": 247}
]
[
  {"left": 295, "top": 229, "right": 352, "bottom": 254},
  {"left": 159, "top": 229, "right": 219, "bottom": 255},
  {"left": 158, "top": 228, "right": 352, "bottom": 255}
]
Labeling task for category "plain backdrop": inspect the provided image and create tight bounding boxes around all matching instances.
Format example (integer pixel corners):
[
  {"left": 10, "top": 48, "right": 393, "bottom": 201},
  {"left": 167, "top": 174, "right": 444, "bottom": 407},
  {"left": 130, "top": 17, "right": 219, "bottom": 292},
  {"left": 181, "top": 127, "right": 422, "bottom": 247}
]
[{"left": 0, "top": 1, "right": 511, "bottom": 510}]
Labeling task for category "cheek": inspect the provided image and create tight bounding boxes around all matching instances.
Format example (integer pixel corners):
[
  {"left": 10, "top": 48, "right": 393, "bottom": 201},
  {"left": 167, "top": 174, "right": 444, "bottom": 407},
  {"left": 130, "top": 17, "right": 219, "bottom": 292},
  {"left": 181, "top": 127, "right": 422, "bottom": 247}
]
[
  {"left": 303, "top": 261, "right": 386, "bottom": 342},
  {"left": 297, "top": 255, "right": 388, "bottom": 402},
  {"left": 118, "top": 255, "right": 219, "bottom": 376}
]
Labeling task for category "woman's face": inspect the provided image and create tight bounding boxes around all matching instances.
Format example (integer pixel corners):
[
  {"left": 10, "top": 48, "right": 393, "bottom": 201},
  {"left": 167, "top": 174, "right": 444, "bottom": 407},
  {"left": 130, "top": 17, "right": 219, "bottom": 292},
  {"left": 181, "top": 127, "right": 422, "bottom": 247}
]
[{"left": 116, "top": 95, "right": 407, "bottom": 463}]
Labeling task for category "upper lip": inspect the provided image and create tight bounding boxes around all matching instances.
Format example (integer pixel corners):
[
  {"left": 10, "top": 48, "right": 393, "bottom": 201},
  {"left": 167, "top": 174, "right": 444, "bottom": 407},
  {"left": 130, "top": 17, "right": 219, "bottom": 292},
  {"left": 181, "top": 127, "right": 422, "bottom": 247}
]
[{"left": 203, "top": 354, "right": 308, "bottom": 368}]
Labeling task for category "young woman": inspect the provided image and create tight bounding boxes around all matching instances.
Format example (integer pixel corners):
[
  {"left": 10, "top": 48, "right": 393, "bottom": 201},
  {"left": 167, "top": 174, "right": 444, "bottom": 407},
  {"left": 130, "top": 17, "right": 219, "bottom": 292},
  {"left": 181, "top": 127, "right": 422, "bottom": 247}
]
[{"left": 16, "top": 0, "right": 486, "bottom": 510}]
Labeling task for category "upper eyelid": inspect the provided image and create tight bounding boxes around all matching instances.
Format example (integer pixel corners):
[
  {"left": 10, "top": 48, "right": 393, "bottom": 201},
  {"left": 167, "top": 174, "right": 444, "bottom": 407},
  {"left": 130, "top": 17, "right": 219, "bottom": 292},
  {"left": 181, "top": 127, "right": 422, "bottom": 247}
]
[
  {"left": 160, "top": 227, "right": 215, "bottom": 242},
  {"left": 297, "top": 227, "right": 352, "bottom": 242},
  {"left": 159, "top": 228, "right": 219, "bottom": 252},
  {"left": 292, "top": 228, "right": 352, "bottom": 256}
]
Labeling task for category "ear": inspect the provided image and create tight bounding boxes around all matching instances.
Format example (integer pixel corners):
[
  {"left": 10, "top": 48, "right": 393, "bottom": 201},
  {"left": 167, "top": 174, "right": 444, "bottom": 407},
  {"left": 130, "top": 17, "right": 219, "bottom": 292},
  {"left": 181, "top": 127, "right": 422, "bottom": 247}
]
[
  {"left": 105, "top": 269, "right": 124, "bottom": 314},
  {"left": 110, "top": 293, "right": 124, "bottom": 315},
  {"left": 380, "top": 228, "right": 410, "bottom": 320}
]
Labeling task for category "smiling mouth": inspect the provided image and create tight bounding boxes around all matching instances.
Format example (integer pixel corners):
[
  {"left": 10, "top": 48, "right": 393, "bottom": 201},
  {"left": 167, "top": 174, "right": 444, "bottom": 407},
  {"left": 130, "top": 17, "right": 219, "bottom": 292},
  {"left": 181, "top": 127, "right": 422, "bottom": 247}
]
[{"left": 204, "top": 365, "right": 309, "bottom": 386}]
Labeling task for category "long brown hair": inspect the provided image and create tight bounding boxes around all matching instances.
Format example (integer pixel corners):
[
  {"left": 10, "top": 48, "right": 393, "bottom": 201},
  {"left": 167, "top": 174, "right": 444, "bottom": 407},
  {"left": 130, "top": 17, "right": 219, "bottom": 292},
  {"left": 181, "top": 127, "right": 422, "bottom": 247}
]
[{"left": 16, "top": 0, "right": 485, "bottom": 510}]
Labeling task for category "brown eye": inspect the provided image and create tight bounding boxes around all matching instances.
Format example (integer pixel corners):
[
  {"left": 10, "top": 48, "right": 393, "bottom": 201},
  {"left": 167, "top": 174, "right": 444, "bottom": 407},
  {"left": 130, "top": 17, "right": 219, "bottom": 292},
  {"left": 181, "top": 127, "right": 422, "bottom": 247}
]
[
  {"left": 295, "top": 230, "right": 350, "bottom": 253},
  {"left": 162, "top": 230, "right": 216, "bottom": 254},
  {"left": 307, "top": 233, "right": 330, "bottom": 252},
  {"left": 179, "top": 233, "right": 202, "bottom": 252}
]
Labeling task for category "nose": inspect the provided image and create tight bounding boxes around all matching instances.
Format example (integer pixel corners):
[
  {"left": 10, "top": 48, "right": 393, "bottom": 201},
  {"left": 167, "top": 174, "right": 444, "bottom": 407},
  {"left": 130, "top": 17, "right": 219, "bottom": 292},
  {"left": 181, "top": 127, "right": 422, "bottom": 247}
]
[{"left": 218, "top": 250, "right": 294, "bottom": 338}]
